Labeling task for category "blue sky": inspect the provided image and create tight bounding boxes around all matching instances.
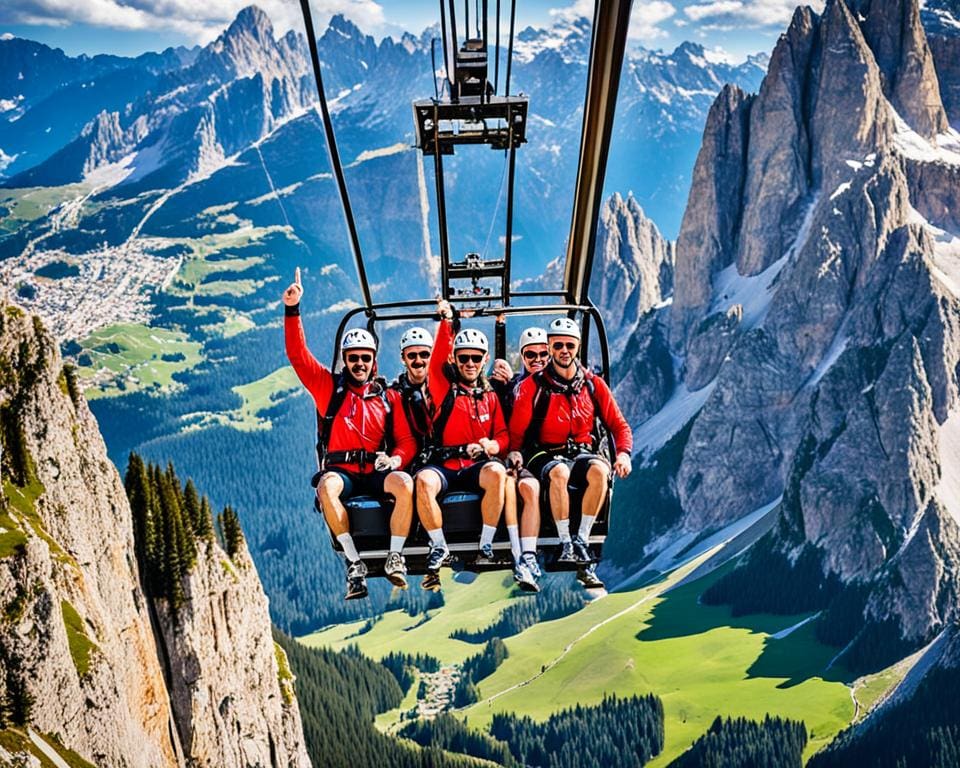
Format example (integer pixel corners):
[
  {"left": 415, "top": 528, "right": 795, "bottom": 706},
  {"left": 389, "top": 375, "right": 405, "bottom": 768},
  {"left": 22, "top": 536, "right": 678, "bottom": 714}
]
[{"left": 0, "top": 1, "right": 816, "bottom": 62}]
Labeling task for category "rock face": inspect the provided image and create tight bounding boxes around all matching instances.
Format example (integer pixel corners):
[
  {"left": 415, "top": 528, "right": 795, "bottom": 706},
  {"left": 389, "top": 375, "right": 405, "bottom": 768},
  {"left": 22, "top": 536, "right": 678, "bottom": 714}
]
[
  {"left": 617, "top": 0, "right": 960, "bottom": 663},
  {"left": 591, "top": 193, "right": 675, "bottom": 355},
  {"left": 0, "top": 304, "right": 310, "bottom": 766},
  {"left": 923, "top": 0, "right": 960, "bottom": 126}
]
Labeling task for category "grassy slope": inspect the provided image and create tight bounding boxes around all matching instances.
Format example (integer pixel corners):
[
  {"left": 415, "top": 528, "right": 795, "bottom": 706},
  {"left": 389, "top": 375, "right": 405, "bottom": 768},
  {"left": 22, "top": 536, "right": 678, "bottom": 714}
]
[
  {"left": 76, "top": 322, "right": 203, "bottom": 399},
  {"left": 303, "top": 558, "right": 858, "bottom": 765},
  {"left": 181, "top": 366, "right": 302, "bottom": 432}
]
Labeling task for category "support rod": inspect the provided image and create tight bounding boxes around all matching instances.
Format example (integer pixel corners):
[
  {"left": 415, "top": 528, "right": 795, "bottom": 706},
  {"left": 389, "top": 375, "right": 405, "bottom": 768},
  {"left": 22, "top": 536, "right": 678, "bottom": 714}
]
[
  {"left": 562, "top": 0, "right": 634, "bottom": 307},
  {"left": 299, "top": 0, "right": 372, "bottom": 309}
]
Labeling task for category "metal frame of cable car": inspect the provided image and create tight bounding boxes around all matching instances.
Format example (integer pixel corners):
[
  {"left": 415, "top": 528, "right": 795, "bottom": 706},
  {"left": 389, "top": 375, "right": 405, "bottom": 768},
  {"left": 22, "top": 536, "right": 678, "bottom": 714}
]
[{"left": 297, "top": 0, "right": 636, "bottom": 578}]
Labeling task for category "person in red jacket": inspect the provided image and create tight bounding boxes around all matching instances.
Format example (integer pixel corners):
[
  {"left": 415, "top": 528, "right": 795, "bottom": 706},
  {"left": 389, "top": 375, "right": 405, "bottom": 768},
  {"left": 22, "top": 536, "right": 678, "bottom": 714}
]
[
  {"left": 508, "top": 317, "right": 633, "bottom": 589},
  {"left": 415, "top": 300, "right": 509, "bottom": 592},
  {"left": 283, "top": 268, "right": 416, "bottom": 600}
]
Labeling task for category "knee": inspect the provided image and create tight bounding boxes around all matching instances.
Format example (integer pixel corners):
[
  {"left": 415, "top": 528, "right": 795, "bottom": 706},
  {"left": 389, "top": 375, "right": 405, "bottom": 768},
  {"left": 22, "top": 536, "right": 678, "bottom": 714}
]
[
  {"left": 387, "top": 471, "right": 414, "bottom": 496},
  {"left": 518, "top": 478, "right": 539, "bottom": 503},
  {"left": 416, "top": 471, "right": 441, "bottom": 498},
  {"left": 317, "top": 474, "right": 343, "bottom": 504},
  {"left": 548, "top": 464, "right": 570, "bottom": 485},
  {"left": 481, "top": 463, "right": 507, "bottom": 488},
  {"left": 586, "top": 461, "right": 609, "bottom": 485}
]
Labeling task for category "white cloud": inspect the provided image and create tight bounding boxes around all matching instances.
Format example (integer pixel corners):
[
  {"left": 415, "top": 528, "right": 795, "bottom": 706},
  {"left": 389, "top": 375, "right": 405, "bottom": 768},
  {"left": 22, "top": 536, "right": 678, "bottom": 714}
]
[
  {"left": 0, "top": 0, "right": 388, "bottom": 44},
  {"left": 684, "top": 0, "right": 822, "bottom": 26},
  {"left": 1, "top": 32, "right": 14, "bottom": 39},
  {"left": 550, "top": 0, "right": 675, "bottom": 40}
]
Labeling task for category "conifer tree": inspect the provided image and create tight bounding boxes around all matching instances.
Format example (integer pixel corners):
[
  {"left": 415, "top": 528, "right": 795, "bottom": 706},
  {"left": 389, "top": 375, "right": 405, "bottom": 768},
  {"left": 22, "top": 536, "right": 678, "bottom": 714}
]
[
  {"left": 197, "top": 495, "right": 214, "bottom": 541},
  {"left": 219, "top": 506, "right": 244, "bottom": 559},
  {"left": 183, "top": 479, "right": 202, "bottom": 536}
]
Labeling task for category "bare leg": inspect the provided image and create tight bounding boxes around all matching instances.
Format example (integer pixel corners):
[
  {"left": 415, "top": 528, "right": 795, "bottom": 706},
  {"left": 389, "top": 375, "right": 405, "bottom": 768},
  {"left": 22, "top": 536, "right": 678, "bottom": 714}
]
[
  {"left": 547, "top": 463, "right": 571, "bottom": 525},
  {"left": 581, "top": 460, "right": 610, "bottom": 520},
  {"left": 518, "top": 477, "right": 540, "bottom": 538},
  {"left": 317, "top": 473, "right": 349, "bottom": 537},
  {"left": 504, "top": 474, "right": 519, "bottom": 527},
  {"left": 415, "top": 469, "right": 444, "bottom": 531},
  {"left": 385, "top": 471, "right": 414, "bottom": 538},
  {"left": 478, "top": 462, "right": 507, "bottom": 527}
]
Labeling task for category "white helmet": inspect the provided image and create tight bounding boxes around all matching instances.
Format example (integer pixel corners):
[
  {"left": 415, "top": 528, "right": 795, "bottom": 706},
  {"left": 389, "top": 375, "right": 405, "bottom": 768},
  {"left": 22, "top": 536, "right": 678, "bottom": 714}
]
[
  {"left": 518, "top": 327, "right": 547, "bottom": 351},
  {"left": 341, "top": 328, "right": 377, "bottom": 352},
  {"left": 453, "top": 328, "right": 488, "bottom": 353},
  {"left": 400, "top": 326, "right": 434, "bottom": 351},
  {"left": 547, "top": 317, "right": 581, "bottom": 340}
]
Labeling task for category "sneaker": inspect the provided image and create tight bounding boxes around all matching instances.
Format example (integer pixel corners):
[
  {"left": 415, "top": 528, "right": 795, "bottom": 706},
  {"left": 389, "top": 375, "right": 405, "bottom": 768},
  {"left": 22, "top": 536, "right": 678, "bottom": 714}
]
[
  {"left": 513, "top": 559, "right": 540, "bottom": 593},
  {"left": 572, "top": 535, "right": 595, "bottom": 564},
  {"left": 557, "top": 539, "right": 577, "bottom": 563},
  {"left": 384, "top": 551, "right": 408, "bottom": 590},
  {"left": 421, "top": 570, "right": 442, "bottom": 592},
  {"left": 520, "top": 551, "right": 542, "bottom": 580},
  {"left": 345, "top": 560, "right": 368, "bottom": 600},
  {"left": 576, "top": 563, "right": 605, "bottom": 590},
  {"left": 426, "top": 542, "right": 450, "bottom": 572},
  {"left": 474, "top": 541, "right": 498, "bottom": 566}
]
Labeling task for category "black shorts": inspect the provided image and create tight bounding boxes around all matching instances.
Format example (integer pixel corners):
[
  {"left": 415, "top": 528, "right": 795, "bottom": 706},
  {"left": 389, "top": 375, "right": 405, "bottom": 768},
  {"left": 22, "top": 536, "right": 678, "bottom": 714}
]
[
  {"left": 320, "top": 469, "right": 391, "bottom": 500},
  {"left": 527, "top": 452, "right": 608, "bottom": 488},
  {"left": 417, "top": 460, "right": 501, "bottom": 495}
]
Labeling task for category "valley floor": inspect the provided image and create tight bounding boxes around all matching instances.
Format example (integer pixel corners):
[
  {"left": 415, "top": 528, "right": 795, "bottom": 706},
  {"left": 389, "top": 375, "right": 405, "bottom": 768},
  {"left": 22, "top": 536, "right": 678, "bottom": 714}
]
[{"left": 301, "top": 547, "right": 905, "bottom": 764}]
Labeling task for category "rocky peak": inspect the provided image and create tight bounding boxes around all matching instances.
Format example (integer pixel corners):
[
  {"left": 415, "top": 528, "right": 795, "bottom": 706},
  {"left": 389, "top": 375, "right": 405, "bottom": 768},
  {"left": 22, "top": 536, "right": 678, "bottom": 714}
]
[
  {"left": 593, "top": 192, "right": 674, "bottom": 354},
  {"left": 0, "top": 303, "right": 310, "bottom": 765},
  {"left": 226, "top": 5, "right": 275, "bottom": 45}
]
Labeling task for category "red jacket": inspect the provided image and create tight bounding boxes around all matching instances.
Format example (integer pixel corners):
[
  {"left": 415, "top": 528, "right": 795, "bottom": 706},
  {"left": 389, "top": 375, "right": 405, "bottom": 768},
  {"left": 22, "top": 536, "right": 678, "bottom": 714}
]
[
  {"left": 508, "top": 365, "right": 633, "bottom": 456},
  {"left": 285, "top": 313, "right": 416, "bottom": 474},
  {"left": 427, "top": 318, "right": 509, "bottom": 470}
]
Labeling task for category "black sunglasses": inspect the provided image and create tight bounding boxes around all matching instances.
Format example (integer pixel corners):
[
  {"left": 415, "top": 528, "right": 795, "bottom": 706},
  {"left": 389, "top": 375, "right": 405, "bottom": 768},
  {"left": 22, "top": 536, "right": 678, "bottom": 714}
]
[
  {"left": 523, "top": 350, "right": 550, "bottom": 360},
  {"left": 404, "top": 350, "right": 430, "bottom": 360},
  {"left": 552, "top": 342, "right": 577, "bottom": 351},
  {"left": 457, "top": 354, "right": 484, "bottom": 364},
  {"left": 346, "top": 353, "right": 373, "bottom": 363}
]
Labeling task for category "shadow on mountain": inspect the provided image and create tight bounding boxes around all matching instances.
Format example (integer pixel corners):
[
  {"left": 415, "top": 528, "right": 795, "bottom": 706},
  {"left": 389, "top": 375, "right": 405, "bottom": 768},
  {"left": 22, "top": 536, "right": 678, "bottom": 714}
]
[{"left": 636, "top": 563, "right": 852, "bottom": 688}]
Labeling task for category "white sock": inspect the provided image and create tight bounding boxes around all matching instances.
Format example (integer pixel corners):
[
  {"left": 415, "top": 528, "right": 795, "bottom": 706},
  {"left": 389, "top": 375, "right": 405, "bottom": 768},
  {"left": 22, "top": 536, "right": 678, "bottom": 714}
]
[
  {"left": 556, "top": 518, "right": 571, "bottom": 543},
  {"left": 507, "top": 524, "right": 520, "bottom": 562},
  {"left": 390, "top": 535, "right": 406, "bottom": 553},
  {"left": 427, "top": 528, "right": 447, "bottom": 548},
  {"left": 337, "top": 533, "right": 359, "bottom": 562},
  {"left": 521, "top": 536, "right": 538, "bottom": 554},
  {"left": 479, "top": 524, "right": 497, "bottom": 548},
  {"left": 578, "top": 514, "right": 596, "bottom": 541}
]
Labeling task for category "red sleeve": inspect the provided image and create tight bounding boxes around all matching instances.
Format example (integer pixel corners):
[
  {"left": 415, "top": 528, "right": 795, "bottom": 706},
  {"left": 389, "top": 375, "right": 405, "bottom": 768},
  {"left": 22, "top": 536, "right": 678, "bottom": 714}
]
[
  {"left": 593, "top": 376, "right": 633, "bottom": 455},
  {"left": 489, "top": 394, "right": 509, "bottom": 455},
  {"left": 428, "top": 317, "right": 454, "bottom": 407},
  {"left": 285, "top": 313, "right": 333, "bottom": 412},
  {"left": 508, "top": 376, "right": 536, "bottom": 452},
  {"left": 387, "top": 390, "right": 417, "bottom": 469}
]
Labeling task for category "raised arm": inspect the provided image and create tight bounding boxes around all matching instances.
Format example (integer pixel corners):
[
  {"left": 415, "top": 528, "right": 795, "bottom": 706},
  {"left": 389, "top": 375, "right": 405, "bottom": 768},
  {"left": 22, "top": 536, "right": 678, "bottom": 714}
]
[
  {"left": 283, "top": 268, "right": 333, "bottom": 411},
  {"left": 427, "top": 302, "right": 455, "bottom": 408}
]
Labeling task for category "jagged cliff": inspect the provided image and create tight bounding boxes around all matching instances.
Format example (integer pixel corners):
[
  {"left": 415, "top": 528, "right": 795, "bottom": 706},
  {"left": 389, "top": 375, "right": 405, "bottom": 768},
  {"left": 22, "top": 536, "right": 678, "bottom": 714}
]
[
  {"left": 617, "top": 0, "right": 960, "bottom": 668},
  {"left": 0, "top": 303, "right": 310, "bottom": 766}
]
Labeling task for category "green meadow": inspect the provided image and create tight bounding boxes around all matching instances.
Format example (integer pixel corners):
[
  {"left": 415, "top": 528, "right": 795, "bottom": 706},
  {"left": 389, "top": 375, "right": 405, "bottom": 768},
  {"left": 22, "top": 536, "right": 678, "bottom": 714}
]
[
  {"left": 302, "top": 553, "right": 907, "bottom": 764},
  {"left": 76, "top": 323, "right": 202, "bottom": 399}
]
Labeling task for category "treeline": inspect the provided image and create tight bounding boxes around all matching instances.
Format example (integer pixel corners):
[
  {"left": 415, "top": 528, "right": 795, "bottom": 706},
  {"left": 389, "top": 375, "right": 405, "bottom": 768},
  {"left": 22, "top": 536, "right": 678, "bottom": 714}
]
[
  {"left": 490, "top": 693, "right": 664, "bottom": 768},
  {"left": 401, "top": 713, "right": 517, "bottom": 766},
  {"left": 273, "top": 631, "right": 477, "bottom": 768},
  {"left": 453, "top": 638, "right": 508, "bottom": 707},
  {"left": 124, "top": 454, "right": 243, "bottom": 610},
  {"left": 809, "top": 662, "right": 960, "bottom": 768},
  {"left": 380, "top": 651, "right": 441, "bottom": 694},
  {"left": 669, "top": 715, "right": 807, "bottom": 768},
  {"left": 451, "top": 576, "right": 585, "bottom": 643}
]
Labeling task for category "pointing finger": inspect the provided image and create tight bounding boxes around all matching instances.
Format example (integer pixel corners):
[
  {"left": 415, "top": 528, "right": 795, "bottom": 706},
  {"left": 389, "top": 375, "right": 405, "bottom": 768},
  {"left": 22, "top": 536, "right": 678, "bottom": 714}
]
[{"left": 294, "top": 266, "right": 301, "bottom": 286}]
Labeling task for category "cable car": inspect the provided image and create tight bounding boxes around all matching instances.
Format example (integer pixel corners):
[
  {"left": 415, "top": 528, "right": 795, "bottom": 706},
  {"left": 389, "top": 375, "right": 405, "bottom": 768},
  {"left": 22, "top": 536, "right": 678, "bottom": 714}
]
[{"left": 296, "top": 0, "right": 635, "bottom": 578}]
